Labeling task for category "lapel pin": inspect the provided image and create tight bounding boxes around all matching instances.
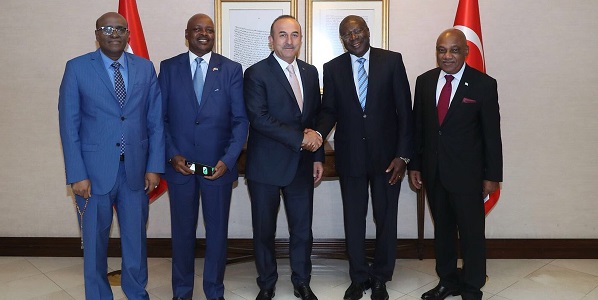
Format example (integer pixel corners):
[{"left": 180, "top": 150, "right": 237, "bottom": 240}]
[
  {"left": 212, "top": 67, "right": 219, "bottom": 71},
  {"left": 465, "top": 82, "right": 469, "bottom": 86}
]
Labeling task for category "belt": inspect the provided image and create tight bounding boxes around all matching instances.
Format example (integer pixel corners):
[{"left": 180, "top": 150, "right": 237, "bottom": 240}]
[{"left": 120, "top": 154, "right": 125, "bottom": 161}]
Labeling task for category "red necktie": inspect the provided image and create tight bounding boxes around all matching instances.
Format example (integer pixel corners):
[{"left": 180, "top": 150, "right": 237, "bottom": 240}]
[{"left": 437, "top": 74, "right": 454, "bottom": 124}]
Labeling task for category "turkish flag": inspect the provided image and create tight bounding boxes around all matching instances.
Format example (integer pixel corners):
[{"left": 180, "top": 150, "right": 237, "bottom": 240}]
[
  {"left": 453, "top": 0, "right": 499, "bottom": 215},
  {"left": 453, "top": 0, "right": 485, "bottom": 73},
  {"left": 118, "top": 0, "right": 150, "bottom": 59},
  {"left": 118, "top": 0, "right": 167, "bottom": 203}
]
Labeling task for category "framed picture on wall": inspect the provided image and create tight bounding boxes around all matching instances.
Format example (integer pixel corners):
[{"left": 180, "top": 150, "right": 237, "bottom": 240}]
[
  {"left": 215, "top": 0, "right": 298, "bottom": 70},
  {"left": 306, "top": 0, "right": 388, "bottom": 86}
]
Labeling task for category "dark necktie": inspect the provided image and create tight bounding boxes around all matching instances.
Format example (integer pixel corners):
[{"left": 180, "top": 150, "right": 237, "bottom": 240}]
[
  {"left": 111, "top": 62, "right": 126, "bottom": 155},
  {"left": 193, "top": 57, "right": 205, "bottom": 106},
  {"left": 437, "top": 74, "right": 454, "bottom": 124},
  {"left": 357, "top": 57, "right": 368, "bottom": 111}
]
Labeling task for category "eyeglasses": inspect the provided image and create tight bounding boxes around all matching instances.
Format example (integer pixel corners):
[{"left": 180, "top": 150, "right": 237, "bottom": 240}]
[
  {"left": 341, "top": 28, "right": 365, "bottom": 41},
  {"left": 96, "top": 26, "right": 129, "bottom": 36}
]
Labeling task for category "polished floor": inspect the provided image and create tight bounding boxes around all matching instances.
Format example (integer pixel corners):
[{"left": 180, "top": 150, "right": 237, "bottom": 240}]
[{"left": 1, "top": 257, "right": 598, "bottom": 299}]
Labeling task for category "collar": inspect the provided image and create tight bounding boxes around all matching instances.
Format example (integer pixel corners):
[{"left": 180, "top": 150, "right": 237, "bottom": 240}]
[
  {"left": 349, "top": 47, "right": 371, "bottom": 64},
  {"left": 272, "top": 52, "right": 298, "bottom": 72},
  {"left": 440, "top": 63, "right": 466, "bottom": 81},
  {"left": 99, "top": 50, "right": 127, "bottom": 71},
  {"left": 189, "top": 51, "right": 212, "bottom": 66}
]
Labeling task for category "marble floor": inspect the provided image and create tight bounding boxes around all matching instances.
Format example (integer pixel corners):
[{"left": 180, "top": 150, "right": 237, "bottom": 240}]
[{"left": 1, "top": 257, "right": 598, "bottom": 300}]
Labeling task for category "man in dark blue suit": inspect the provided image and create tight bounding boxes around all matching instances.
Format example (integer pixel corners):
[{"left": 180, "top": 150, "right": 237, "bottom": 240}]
[
  {"left": 409, "top": 29, "right": 502, "bottom": 300},
  {"left": 59, "top": 12, "right": 164, "bottom": 300},
  {"left": 244, "top": 15, "right": 324, "bottom": 300},
  {"left": 315, "top": 15, "right": 413, "bottom": 300},
  {"left": 159, "top": 13, "right": 248, "bottom": 300}
]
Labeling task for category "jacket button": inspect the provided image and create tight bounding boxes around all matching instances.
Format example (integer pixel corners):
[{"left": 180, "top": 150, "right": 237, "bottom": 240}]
[
  {"left": 116, "top": 143, "right": 120, "bottom": 147},
  {"left": 363, "top": 114, "right": 367, "bottom": 118},
  {"left": 195, "top": 121, "right": 200, "bottom": 125},
  {"left": 121, "top": 116, "right": 125, "bottom": 121},
  {"left": 438, "top": 131, "right": 442, "bottom": 135}
]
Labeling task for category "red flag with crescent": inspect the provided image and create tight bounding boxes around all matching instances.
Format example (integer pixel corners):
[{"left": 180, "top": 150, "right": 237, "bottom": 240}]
[
  {"left": 453, "top": 0, "right": 499, "bottom": 214},
  {"left": 118, "top": 0, "right": 167, "bottom": 203}
]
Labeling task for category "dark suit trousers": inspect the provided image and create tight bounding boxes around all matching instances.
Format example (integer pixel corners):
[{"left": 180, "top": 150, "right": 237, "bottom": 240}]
[
  {"left": 339, "top": 172, "right": 400, "bottom": 283},
  {"left": 248, "top": 160, "right": 315, "bottom": 290},
  {"left": 426, "top": 175, "right": 486, "bottom": 297},
  {"left": 168, "top": 176, "right": 232, "bottom": 299}
]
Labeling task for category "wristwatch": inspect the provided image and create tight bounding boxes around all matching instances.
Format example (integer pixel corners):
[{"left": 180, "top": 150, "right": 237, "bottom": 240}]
[{"left": 399, "top": 157, "right": 410, "bottom": 164}]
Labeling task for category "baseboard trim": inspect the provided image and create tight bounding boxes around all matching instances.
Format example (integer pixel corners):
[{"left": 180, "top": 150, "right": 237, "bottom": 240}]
[{"left": 1, "top": 238, "right": 597, "bottom": 259}]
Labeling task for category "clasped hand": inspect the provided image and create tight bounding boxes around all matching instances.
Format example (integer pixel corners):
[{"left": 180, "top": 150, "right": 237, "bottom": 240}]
[{"left": 302, "top": 128, "right": 322, "bottom": 152}]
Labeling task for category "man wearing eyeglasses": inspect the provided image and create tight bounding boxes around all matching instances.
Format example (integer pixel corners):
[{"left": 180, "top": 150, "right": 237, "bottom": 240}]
[
  {"left": 58, "top": 12, "right": 164, "bottom": 300},
  {"left": 315, "top": 15, "right": 413, "bottom": 300},
  {"left": 158, "top": 13, "right": 248, "bottom": 300}
]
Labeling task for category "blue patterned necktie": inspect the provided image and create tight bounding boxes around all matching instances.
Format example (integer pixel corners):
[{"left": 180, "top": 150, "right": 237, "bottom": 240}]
[
  {"left": 357, "top": 57, "right": 368, "bottom": 111},
  {"left": 111, "top": 62, "right": 126, "bottom": 155},
  {"left": 193, "top": 57, "right": 205, "bottom": 105}
]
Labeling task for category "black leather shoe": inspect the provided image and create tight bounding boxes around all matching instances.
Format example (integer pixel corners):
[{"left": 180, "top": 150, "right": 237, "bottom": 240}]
[
  {"left": 343, "top": 280, "right": 371, "bottom": 300},
  {"left": 172, "top": 297, "right": 192, "bottom": 300},
  {"left": 293, "top": 284, "right": 318, "bottom": 300},
  {"left": 256, "top": 288, "right": 275, "bottom": 300},
  {"left": 460, "top": 293, "right": 482, "bottom": 300},
  {"left": 421, "top": 284, "right": 460, "bottom": 300},
  {"left": 370, "top": 279, "right": 389, "bottom": 300},
  {"left": 207, "top": 298, "right": 225, "bottom": 300}
]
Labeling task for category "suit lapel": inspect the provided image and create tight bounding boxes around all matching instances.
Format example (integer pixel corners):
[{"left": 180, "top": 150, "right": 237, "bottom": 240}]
[
  {"left": 297, "top": 60, "right": 311, "bottom": 119},
  {"left": 198, "top": 53, "right": 222, "bottom": 114},
  {"left": 176, "top": 53, "right": 199, "bottom": 112},
  {"left": 124, "top": 53, "right": 136, "bottom": 108},
  {"left": 268, "top": 54, "right": 301, "bottom": 114},
  {"left": 90, "top": 49, "right": 119, "bottom": 103},
  {"left": 443, "top": 65, "right": 471, "bottom": 125}
]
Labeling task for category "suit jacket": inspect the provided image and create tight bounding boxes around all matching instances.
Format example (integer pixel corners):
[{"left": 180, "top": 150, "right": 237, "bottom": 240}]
[
  {"left": 244, "top": 53, "right": 324, "bottom": 186},
  {"left": 159, "top": 52, "right": 248, "bottom": 185},
  {"left": 316, "top": 47, "right": 413, "bottom": 177},
  {"left": 410, "top": 64, "right": 503, "bottom": 193},
  {"left": 59, "top": 49, "right": 165, "bottom": 195}
]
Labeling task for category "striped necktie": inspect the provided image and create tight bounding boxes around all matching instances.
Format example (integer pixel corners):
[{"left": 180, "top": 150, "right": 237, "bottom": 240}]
[{"left": 357, "top": 57, "right": 368, "bottom": 111}]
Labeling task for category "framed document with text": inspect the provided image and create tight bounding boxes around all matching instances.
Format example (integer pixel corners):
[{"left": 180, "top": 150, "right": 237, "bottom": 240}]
[
  {"left": 215, "top": 0, "right": 298, "bottom": 70},
  {"left": 306, "top": 0, "right": 388, "bottom": 85}
]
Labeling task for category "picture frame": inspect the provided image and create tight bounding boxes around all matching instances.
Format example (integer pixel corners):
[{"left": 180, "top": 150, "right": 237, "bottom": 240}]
[
  {"left": 306, "top": 0, "right": 389, "bottom": 85},
  {"left": 215, "top": 0, "right": 298, "bottom": 70}
]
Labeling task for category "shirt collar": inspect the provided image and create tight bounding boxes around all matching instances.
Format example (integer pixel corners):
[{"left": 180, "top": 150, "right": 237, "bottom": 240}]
[
  {"left": 349, "top": 47, "right": 371, "bottom": 64},
  {"left": 272, "top": 52, "right": 298, "bottom": 72},
  {"left": 99, "top": 50, "right": 127, "bottom": 71},
  {"left": 440, "top": 63, "right": 466, "bottom": 81},
  {"left": 189, "top": 51, "right": 212, "bottom": 66}
]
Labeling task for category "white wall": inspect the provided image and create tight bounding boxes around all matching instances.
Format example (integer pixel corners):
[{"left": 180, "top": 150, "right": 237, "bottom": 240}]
[{"left": 0, "top": 0, "right": 596, "bottom": 239}]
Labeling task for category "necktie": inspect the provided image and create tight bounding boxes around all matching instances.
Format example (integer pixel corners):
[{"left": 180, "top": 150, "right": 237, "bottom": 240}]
[
  {"left": 287, "top": 64, "right": 303, "bottom": 112},
  {"left": 437, "top": 74, "right": 454, "bottom": 125},
  {"left": 357, "top": 57, "right": 368, "bottom": 111},
  {"left": 112, "top": 62, "right": 126, "bottom": 155},
  {"left": 193, "top": 57, "right": 205, "bottom": 106}
]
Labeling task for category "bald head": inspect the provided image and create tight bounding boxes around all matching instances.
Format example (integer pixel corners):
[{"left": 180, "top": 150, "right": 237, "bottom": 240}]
[
  {"left": 96, "top": 12, "right": 127, "bottom": 29},
  {"left": 436, "top": 28, "right": 469, "bottom": 74}
]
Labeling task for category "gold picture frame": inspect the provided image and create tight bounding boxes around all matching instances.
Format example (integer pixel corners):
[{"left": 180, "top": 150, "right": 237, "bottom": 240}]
[
  {"left": 215, "top": 0, "right": 298, "bottom": 70},
  {"left": 306, "top": 0, "right": 388, "bottom": 85}
]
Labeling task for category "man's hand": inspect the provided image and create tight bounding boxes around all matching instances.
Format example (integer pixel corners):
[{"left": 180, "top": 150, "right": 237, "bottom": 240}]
[
  {"left": 409, "top": 170, "right": 423, "bottom": 190},
  {"left": 71, "top": 179, "right": 91, "bottom": 199},
  {"left": 385, "top": 157, "right": 407, "bottom": 185},
  {"left": 170, "top": 155, "right": 193, "bottom": 175},
  {"left": 302, "top": 128, "right": 323, "bottom": 152},
  {"left": 204, "top": 160, "right": 228, "bottom": 181},
  {"left": 313, "top": 162, "right": 324, "bottom": 184},
  {"left": 145, "top": 172, "right": 161, "bottom": 194},
  {"left": 482, "top": 180, "right": 500, "bottom": 199}
]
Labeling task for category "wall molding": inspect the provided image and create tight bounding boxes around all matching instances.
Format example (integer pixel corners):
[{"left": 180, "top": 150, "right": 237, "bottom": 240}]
[{"left": 1, "top": 238, "right": 597, "bottom": 260}]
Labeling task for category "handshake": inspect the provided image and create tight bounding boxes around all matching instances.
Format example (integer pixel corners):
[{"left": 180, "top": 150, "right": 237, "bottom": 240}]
[{"left": 301, "top": 128, "right": 323, "bottom": 152}]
